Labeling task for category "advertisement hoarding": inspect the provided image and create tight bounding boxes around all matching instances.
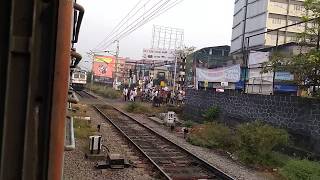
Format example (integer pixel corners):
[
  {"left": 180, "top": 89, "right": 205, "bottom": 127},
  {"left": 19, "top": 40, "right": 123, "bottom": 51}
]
[
  {"left": 196, "top": 64, "right": 241, "bottom": 83},
  {"left": 92, "top": 56, "right": 115, "bottom": 78},
  {"left": 142, "top": 48, "right": 176, "bottom": 62}
]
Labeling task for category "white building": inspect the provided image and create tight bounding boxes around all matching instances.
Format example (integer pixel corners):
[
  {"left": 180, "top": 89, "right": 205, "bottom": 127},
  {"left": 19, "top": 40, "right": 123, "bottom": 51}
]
[{"left": 231, "top": 0, "right": 307, "bottom": 54}]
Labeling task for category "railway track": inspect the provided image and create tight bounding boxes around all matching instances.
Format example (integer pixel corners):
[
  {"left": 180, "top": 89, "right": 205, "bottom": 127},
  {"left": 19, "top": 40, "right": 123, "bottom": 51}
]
[
  {"left": 75, "top": 90, "right": 97, "bottom": 99},
  {"left": 94, "top": 104, "right": 234, "bottom": 180}
]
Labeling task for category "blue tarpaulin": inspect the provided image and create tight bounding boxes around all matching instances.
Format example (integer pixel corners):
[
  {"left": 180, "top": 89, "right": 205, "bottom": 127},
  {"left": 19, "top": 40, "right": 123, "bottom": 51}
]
[
  {"left": 235, "top": 80, "right": 244, "bottom": 90},
  {"left": 274, "top": 84, "right": 298, "bottom": 92}
]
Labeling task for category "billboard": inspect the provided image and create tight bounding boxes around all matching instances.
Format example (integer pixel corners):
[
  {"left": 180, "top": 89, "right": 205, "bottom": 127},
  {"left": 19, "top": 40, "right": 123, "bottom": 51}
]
[
  {"left": 92, "top": 56, "right": 115, "bottom": 78},
  {"left": 142, "top": 48, "right": 176, "bottom": 62},
  {"left": 196, "top": 64, "right": 241, "bottom": 83}
]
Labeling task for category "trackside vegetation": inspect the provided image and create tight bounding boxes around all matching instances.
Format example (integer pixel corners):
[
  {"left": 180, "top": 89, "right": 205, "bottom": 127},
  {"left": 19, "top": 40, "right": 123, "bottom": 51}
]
[{"left": 187, "top": 106, "right": 320, "bottom": 179}]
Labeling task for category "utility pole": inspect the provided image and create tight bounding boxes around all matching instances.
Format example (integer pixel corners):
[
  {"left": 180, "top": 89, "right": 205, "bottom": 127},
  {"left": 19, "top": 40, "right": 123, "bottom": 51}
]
[
  {"left": 173, "top": 51, "right": 178, "bottom": 91},
  {"left": 114, "top": 40, "right": 119, "bottom": 89},
  {"left": 242, "top": 0, "right": 249, "bottom": 93}
]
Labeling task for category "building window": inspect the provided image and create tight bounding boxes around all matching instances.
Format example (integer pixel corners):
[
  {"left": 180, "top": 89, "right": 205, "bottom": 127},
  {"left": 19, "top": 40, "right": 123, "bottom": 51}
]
[
  {"left": 271, "top": 34, "right": 278, "bottom": 40},
  {"left": 271, "top": 1, "right": 287, "bottom": 9},
  {"left": 272, "top": 18, "right": 282, "bottom": 24},
  {"left": 288, "top": 36, "right": 297, "bottom": 42},
  {"left": 294, "top": 5, "right": 303, "bottom": 11},
  {"left": 291, "top": 20, "right": 304, "bottom": 27}
]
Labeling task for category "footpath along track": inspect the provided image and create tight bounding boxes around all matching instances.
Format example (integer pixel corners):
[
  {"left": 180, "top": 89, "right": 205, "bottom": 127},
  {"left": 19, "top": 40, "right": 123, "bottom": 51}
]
[{"left": 94, "top": 104, "right": 234, "bottom": 180}]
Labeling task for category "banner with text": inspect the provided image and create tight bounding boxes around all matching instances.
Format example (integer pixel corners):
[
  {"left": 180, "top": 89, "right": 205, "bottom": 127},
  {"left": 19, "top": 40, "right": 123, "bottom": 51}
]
[
  {"left": 196, "top": 64, "right": 241, "bottom": 83},
  {"left": 142, "top": 48, "right": 176, "bottom": 62}
]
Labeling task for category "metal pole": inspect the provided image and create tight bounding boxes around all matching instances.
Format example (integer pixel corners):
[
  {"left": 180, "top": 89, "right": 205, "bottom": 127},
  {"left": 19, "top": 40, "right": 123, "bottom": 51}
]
[
  {"left": 241, "top": 0, "right": 249, "bottom": 52},
  {"left": 91, "top": 55, "right": 94, "bottom": 91},
  {"left": 315, "top": 23, "right": 320, "bottom": 93},
  {"left": 273, "top": 30, "right": 280, "bottom": 95},
  {"left": 317, "top": 23, "right": 320, "bottom": 50},
  {"left": 276, "top": 30, "right": 279, "bottom": 48},
  {"left": 114, "top": 40, "right": 119, "bottom": 89},
  {"left": 91, "top": 73, "right": 93, "bottom": 91},
  {"left": 173, "top": 52, "right": 178, "bottom": 90},
  {"left": 48, "top": 1, "right": 73, "bottom": 179},
  {"left": 243, "top": 37, "right": 250, "bottom": 93}
]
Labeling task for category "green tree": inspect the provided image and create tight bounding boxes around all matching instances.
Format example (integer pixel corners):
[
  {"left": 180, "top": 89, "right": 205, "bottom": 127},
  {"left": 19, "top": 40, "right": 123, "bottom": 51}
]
[
  {"left": 262, "top": 0, "right": 320, "bottom": 96},
  {"left": 262, "top": 51, "right": 320, "bottom": 91}
]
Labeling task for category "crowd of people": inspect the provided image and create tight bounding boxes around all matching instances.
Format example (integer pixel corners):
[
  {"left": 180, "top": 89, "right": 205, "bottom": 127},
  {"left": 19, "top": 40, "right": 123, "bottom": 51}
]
[{"left": 122, "top": 86, "right": 185, "bottom": 107}]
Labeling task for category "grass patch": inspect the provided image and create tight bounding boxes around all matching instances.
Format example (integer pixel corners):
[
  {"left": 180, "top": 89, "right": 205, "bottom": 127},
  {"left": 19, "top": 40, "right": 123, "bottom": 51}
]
[
  {"left": 125, "top": 102, "right": 150, "bottom": 114},
  {"left": 280, "top": 159, "right": 320, "bottom": 180},
  {"left": 73, "top": 118, "right": 96, "bottom": 139},
  {"left": 69, "top": 104, "right": 88, "bottom": 117},
  {"left": 89, "top": 84, "right": 121, "bottom": 99},
  {"left": 123, "top": 102, "right": 182, "bottom": 117}
]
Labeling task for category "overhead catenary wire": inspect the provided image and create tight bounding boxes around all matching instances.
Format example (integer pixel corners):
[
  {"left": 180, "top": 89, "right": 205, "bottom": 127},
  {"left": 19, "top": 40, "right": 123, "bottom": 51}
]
[
  {"left": 95, "top": 0, "right": 165, "bottom": 50},
  {"left": 97, "top": 0, "right": 170, "bottom": 50},
  {"left": 116, "top": 0, "right": 184, "bottom": 42},
  {"left": 116, "top": 2, "right": 184, "bottom": 50},
  {"left": 94, "top": 0, "right": 152, "bottom": 50},
  {"left": 98, "top": 0, "right": 184, "bottom": 51},
  {"left": 101, "top": 0, "right": 184, "bottom": 50}
]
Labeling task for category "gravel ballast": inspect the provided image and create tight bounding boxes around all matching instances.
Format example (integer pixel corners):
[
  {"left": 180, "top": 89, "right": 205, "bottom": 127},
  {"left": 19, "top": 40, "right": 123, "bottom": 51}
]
[{"left": 63, "top": 105, "right": 159, "bottom": 180}]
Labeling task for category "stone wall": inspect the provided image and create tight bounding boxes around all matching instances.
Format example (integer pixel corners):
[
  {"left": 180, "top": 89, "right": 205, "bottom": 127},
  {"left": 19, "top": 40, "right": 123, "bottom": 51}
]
[{"left": 184, "top": 89, "right": 320, "bottom": 153}]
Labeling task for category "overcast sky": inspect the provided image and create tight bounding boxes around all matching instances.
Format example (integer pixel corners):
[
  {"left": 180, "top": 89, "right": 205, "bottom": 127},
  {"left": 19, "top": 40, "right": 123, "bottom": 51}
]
[{"left": 76, "top": 0, "right": 234, "bottom": 70}]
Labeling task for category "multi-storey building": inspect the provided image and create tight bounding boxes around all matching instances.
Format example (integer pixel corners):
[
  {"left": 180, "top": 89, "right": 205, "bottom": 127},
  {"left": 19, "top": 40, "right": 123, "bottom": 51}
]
[
  {"left": 185, "top": 46, "right": 232, "bottom": 87},
  {"left": 231, "top": 0, "right": 307, "bottom": 54}
]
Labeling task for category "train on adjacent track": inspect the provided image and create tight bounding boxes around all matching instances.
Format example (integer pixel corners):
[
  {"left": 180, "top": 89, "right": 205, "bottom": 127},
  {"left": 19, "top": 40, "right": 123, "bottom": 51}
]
[{"left": 71, "top": 69, "right": 87, "bottom": 90}]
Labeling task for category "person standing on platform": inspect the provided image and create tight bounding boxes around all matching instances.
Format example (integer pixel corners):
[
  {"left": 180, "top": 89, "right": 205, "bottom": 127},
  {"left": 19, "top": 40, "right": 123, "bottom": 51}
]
[{"left": 123, "top": 87, "right": 128, "bottom": 101}]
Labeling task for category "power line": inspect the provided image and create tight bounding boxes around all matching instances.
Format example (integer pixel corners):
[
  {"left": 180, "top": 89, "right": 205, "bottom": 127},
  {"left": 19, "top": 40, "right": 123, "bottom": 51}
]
[
  {"left": 110, "top": 0, "right": 184, "bottom": 49},
  {"left": 98, "top": 0, "right": 170, "bottom": 50},
  {"left": 94, "top": 0, "right": 152, "bottom": 50},
  {"left": 99, "top": 0, "right": 184, "bottom": 50}
]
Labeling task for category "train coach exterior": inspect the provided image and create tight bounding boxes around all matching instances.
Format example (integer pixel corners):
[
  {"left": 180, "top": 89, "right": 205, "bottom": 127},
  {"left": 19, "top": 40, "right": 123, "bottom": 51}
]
[{"left": 71, "top": 70, "right": 87, "bottom": 90}]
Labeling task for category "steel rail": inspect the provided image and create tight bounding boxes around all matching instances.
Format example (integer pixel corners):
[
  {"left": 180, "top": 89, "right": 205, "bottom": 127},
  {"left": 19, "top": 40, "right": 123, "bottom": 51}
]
[
  {"left": 113, "top": 106, "right": 235, "bottom": 180},
  {"left": 93, "top": 104, "right": 234, "bottom": 180},
  {"left": 94, "top": 106, "right": 172, "bottom": 180}
]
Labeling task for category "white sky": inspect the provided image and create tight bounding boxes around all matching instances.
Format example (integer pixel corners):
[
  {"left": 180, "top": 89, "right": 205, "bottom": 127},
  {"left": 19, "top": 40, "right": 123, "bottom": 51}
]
[{"left": 76, "top": 0, "right": 234, "bottom": 70}]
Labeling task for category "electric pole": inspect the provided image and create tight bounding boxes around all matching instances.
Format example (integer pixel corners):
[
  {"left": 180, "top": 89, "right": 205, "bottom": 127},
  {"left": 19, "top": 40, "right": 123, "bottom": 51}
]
[
  {"left": 114, "top": 40, "right": 119, "bottom": 89},
  {"left": 173, "top": 51, "right": 178, "bottom": 91}
]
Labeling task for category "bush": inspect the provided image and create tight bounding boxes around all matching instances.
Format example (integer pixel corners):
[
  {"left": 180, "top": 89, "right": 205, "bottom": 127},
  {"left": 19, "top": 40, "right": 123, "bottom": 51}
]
[
  {"left": 188, "top": 122, "right": 237, "bottom": 150},
  {"left": 236, "top": 121, "right": 289, "bottom": 165},
  {"left": 183, "top": 120, "right": 196, "bottom": 128},
  {"left": 280, "top": 159, "right": 320, "bottom": 180},
  {"left": 203, "top": 106, "right": 220, "bottom": 121}
]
